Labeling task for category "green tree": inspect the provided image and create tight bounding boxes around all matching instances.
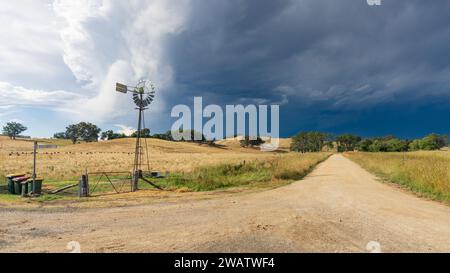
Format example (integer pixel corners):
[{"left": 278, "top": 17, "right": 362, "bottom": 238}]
[
  {"left": 2, "top": 122, "right": 27, "bottom": 140},
  {"left": 240, "top": 136, "right": 265, "bottom": 147},
  {"left": 131, "top": 128, "right": 151, "bottom": 138},
  {"left": 101, "top": 130, "right": 114, "bottom": 140},
  {"left": 336, "top": 134, "right": 361, "bottom": 152},
  {"left": 368, "top": 139, "right": 384, "bottom": 152},
  {"left": 101, "top": 130, "right": 127, "bottom": 140},
  {"left": 409, "top": 134, "right": 448, "bottom": 151},
  {"left": 384, "top": 138, "right": 409, "bottom": 152},
  {"left": 291, "top": 132, "right": 328, "bottom": 153},
  {"left": 421, "top": 134, "right": 447, "bottom": 150},
  {"left": 53, "top": 132, "right": 67, "bottom": 139},
  {"left": 65, "top": 124, "right": 79, "bottom": 144},
  {"left": 64, "top": 122, "right": 101, "bottom": 144},
  {"left": 77, "top": 122, "right": 101, "bottom": 142},
  {"left": 152, "top": 131, "right": 174, "bottom": 141},
  {"left": 357, "top": 139, "right": 373, "bottom": 152},
  {"left": 409, "top": 139, "right": 421, "bottom": 151},
  {"left": 171, "top": 129, "right": 206, "bottom": 143},
  {"left": 325, "top": 141, "right": 335, "bottom": 151}
]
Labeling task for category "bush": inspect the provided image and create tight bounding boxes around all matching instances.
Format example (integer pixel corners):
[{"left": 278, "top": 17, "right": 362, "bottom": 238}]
[{"left": 240, "top": 136, "right": 265, "bottom": 147}]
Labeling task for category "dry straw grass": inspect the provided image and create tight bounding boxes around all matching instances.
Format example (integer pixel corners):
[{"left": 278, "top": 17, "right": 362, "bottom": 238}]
[
  {"left": 346, "top": 151, "right": 450, "bottom": 203},
  {"left": 0, "top": 136, "right": 301, "bottom": 183}
]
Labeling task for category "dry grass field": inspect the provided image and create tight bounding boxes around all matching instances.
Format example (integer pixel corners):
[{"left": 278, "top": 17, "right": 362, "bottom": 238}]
[
  {"left": 346, "top": 151, "right": 450, "bottom": 203},
  {"left": 0, "top": 136, "right": 329, "bottom": 205},
  {"left": 0, "top": 136, "right": 284, "bottom": 180}
]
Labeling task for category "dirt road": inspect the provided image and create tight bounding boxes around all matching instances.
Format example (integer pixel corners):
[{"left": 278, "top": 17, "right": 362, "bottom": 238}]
[{"left": 1, "top": 154, "right": 449, "bottom": 253}]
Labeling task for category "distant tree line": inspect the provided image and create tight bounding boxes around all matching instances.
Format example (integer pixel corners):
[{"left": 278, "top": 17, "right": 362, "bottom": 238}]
[
  {"left": 291, "top": 131, "right": 448, "bottom": 153},
  {"left": 6, "top": 119, "right": 447, "bottom": 153},
  {"left": 54, "top": 124, "right": 212, "bottom": 145}
]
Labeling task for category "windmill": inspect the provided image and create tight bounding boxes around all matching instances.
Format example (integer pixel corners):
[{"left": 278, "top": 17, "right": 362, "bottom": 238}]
[{"left": 116, "top": 80, "right": 156, "bottom": 192}]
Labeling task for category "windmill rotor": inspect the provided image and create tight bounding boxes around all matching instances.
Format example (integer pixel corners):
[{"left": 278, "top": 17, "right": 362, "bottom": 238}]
[{"left": 132, "top": 80, "right": 156, "bottom": 108}]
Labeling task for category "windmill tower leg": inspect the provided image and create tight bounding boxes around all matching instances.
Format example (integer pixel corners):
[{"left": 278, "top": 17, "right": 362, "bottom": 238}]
[{"left": 132, "top": 104, "right": 143, "bottom": 192}]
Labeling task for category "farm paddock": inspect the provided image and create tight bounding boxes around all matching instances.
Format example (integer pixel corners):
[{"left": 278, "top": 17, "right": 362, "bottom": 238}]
[{"left": 0, "top": 136, "right": 328, "bottom": 208}]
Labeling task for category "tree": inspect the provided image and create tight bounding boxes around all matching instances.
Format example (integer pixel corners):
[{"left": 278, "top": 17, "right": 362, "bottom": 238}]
[
  {"left": 291, "top": 132, "right": 329, "bottom": 153},
  {"left": 189, "top": 130, "right": 206, "bottom": 143},
  {"left": 101, "top": 130, "right": 127, "bottom": 140},
  {"left": 384, "top": 138, "right": 409, "bottom": 152},
  {"left": 53, "top": 132, "right": 67, "bottom": 139},
  {"left": 291, "top": 132, "right": 309, "bottom": 153},
  {"left": 65, "top": 124, "right": 79, "bottom": 144},
  {"left": 336, "top": 134, "right": 361, "bottom": 152},
  {"left": 131, "top": 128, "right": 151, "bottom": 138},
  {"left": 325, "top": 141, "right": 335, "bottom": 151},
  {"left": 409, "top": 134, "right": 448, "bottom": 151},
  {"left": 408, "top": 139, "right": 421, "bottom": 151},
  {"left": 64, "top": 122, "right": 101, "bottom": 144},
  {"left": 101, "top": 130, "right": 114, "bottom": 140},
  {"left": 77, "top": 122, "right": 101, "bottom": 142},
  {"left": 240, "top": 136, "right": 265, "bottom": 147},
  {"left": 357, "top": 139, "right": 373, "bottom": 152},
  {"left": 152, "top": 131, "right": 174, "bottom": 141},
  {"left": 421, "top": 134, "right": 447, "bottom": 150},
  {"left": 2, "top": 122, "right": 27, "bottom": 140}
]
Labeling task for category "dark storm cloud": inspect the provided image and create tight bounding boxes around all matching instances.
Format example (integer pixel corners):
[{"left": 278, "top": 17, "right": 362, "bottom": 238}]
[{"left": 161, "top": 0, "right": 450, "bottom": 136}]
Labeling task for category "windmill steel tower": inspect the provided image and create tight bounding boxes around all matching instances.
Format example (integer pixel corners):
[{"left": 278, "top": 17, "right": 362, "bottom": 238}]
[{"left": 115, "top": 80, "right": 156, "bottom": 192}]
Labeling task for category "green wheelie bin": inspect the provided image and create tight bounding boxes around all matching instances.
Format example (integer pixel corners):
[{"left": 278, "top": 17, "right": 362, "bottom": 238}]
[
  {"left": 6, "top": 173, "right": 25, "bottom": 194},
  {"left": 13, "top": 176, "right": 29, "bottom": 195},
  {"left": 30, "top": 178, "right": 44, "bottom": 195}
]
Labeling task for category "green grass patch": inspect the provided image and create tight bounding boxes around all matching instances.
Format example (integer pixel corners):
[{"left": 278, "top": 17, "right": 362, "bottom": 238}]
[
  {"left": 148, "top": 162, "right": 272, "bottom": 191},
  {"left": 146, "top": 153, "right": 331, "bottom": 192}
]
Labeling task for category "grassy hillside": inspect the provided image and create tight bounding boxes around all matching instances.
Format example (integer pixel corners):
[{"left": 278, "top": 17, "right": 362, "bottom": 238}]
[{"left": 0, "top": 136, "right": 292, "bottom": 181}]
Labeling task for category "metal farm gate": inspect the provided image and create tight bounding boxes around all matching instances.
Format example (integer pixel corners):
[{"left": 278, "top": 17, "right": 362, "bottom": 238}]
[{"left": 88, "top": 171, "right": 133, "bottom": 196}]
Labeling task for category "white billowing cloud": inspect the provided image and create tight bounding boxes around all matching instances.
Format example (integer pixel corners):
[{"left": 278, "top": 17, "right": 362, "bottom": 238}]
[
  {"left": 80, "top": 60, "right": 134, "bottom": 119},
  {"left": 52, "top": 0, "right": 191, "bottom": 122},
  {"left": 52, "top": 0, "right": 110, "bottom": 85},
  {"left": 0, "top": 81, "right": 81, "bottom": 109},
  {"left": 114, "top": 124, "right": 135, "bottom": 136},
  {"left": 0, "top": 0, "right": 67, "bottom": 87}
]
